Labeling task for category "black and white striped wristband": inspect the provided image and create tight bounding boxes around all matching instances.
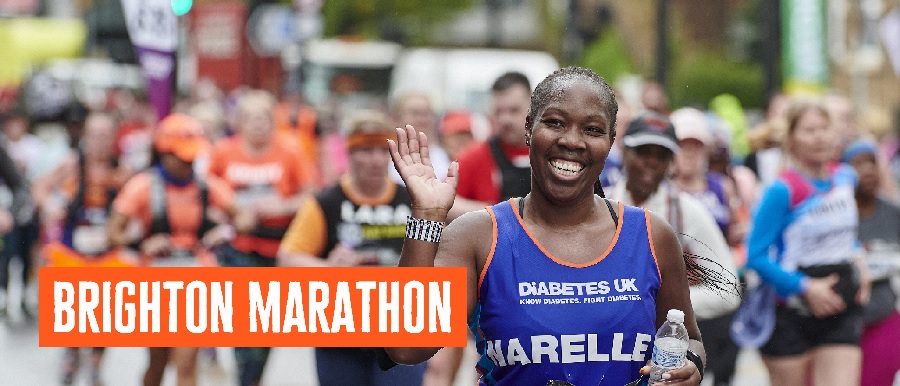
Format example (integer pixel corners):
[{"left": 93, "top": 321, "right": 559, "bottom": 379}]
[{"left": 405, "top": 216, "right": 445, "bottom": 243}]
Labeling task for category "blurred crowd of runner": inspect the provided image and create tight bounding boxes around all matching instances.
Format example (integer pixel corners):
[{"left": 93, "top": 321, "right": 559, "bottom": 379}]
[{"left": 0, "top": 70, "right": 898, "bottom": 386}]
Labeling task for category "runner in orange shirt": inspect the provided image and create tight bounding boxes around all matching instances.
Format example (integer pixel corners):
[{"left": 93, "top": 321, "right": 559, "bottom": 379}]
[
  {"left": 106, "top": 113, "right": 254, "bottom": 386},
  {"left": 274, "top": 86, "right": 322, "bottom": 187},
  {"left": 207, "top": 90, "right": 317, "bottom": 386}
]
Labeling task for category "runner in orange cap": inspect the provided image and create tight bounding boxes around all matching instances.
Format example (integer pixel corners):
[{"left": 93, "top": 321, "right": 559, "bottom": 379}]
[{"left": 107, "top": 113, "right": 255, "bottom": 386}]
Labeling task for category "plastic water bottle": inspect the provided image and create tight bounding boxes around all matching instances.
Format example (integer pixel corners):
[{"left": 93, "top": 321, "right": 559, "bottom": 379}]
[{"left": 649, "top": 309, "right": 689, "bottom": 383}]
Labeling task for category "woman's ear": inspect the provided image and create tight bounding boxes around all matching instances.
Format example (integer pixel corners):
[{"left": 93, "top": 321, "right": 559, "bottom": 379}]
[{"left": 525, "top": 116, "right": 533, "bottom": 147}]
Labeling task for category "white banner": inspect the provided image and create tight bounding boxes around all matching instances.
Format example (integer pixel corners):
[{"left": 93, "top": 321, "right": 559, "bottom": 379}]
[{"left": 121, "top": 0, "right": 178, "bottom": 52}]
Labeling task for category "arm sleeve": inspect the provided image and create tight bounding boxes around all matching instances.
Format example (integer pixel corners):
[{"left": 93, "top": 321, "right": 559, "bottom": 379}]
[
  {"left": 279, "top": 196, "right": 327, "bottom": 256},
  {"left": 745, "top": 181, "right": 808, "bottom": 297},
  {"left": 680, "top": 195, "right": 741, "bottom": 318}
]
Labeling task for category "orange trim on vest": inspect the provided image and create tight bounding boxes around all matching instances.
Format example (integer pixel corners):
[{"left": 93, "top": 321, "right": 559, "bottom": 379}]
[
  {"left": 478, "top": 205, "right": 499, "bottom": 299},
  {"left": 510, "top": 198, "right": 624, "bottom": 268},
  {"left": 644, "top": 208, "right": 662, "bottom": 281}
]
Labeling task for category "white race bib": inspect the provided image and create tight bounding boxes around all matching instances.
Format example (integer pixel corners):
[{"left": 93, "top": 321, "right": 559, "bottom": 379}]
[{"left": 72, "top": 225, "right": 109, "bottom": 255}]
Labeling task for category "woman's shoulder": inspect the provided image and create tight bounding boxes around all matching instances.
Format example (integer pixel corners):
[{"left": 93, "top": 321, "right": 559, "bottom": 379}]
[
  {"left": 641, "top": 209, "right": 682, "bottom": 265},
  {"left": 614, "top": 199, "right": 659, "bottom": 219},
  {"left": 758, "top": 178, "right": 791, "bottom": 204},
  {"left": 120, "top": 170, "right": 153, "bottom": 190},
  {"left": 448, "top": 208, "right": 494, "bottom": 235},
  {"left": 438, "top": 209, "right": 495, "bottom": 266},
  {"left": 445, "top": 209, "right": 496, "bottom": 247}
]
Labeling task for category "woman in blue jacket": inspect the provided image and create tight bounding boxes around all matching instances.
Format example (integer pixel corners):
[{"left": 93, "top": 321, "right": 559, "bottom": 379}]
[{"left": 746, "top": 100, "right": 870, "bottom": 386}]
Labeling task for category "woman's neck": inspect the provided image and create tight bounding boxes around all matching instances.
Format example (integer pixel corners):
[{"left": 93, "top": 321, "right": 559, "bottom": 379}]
[
  {"left": 628, "top": 190, "right": 650, "bottom": 207},
  {"left": 157, "top": 163, "right": 193, "bottom": 186},
  {"left": 624, "top": 180, "right": 660, "bottom": 207},
  {"left": 242, "top": 138, "right": 270, "bottom": 157},
  {"left": 856, "top": 192, "right": 878, "bottom": 217},
  {"left": 792, "top": 159, "right": 829, "bottom": 179},
  {"left": 349, "top": 174, "right": 387, "bottom": 198},
  {"left": 675, "top": 171, "right": 706, "bottom": 193},
  {"left": 85, "top": 154, "right": 109, "bottom": 164},
  {"left": 525, "top": 189, "right": 598, "bottom": 229}
]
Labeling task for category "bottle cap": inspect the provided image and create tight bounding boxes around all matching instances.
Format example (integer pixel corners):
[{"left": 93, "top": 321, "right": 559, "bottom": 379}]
[{"left": 667, "top": 309, "right": 685, "bottom": 323}]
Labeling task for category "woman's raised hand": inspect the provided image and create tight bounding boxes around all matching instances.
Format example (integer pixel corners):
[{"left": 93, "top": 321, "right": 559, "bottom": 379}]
[{"left": 388, "top": 125, "right": 459, "bottom": 219}]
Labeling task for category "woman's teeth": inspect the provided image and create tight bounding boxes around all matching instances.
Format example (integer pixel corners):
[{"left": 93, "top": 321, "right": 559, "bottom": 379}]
[{"left": 551, "top": 160, "right": 583, "bottom": 176}]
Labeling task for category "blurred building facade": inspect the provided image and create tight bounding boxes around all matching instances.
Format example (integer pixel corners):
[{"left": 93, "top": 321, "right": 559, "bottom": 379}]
[{"left": 0, "top": 0, "right": 897, "bottom": 126}]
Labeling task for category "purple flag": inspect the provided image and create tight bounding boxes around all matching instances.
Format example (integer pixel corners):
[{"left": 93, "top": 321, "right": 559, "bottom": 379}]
[
  {"left": 122, "top": 0, "right": 178, "bottom": 120},
  {"left": 134, "top": 46, "right": 175, "bottom": 119}
]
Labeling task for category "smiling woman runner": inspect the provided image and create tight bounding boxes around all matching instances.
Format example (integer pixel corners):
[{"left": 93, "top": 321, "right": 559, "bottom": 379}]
[{"left": 385, "top": 67, "right": 706, "bottom": 386}]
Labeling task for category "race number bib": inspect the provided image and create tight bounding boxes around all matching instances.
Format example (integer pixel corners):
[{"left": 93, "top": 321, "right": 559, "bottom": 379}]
[
  {"left": 150, "top": 250, "right": 200, "bottom": 267},
  {"left": 865, "top": 240, "right": 900, "bottom": 281},
  {"left": 235, "top": 185, "right": 278, "bottom": 208},
  {"left": 72, "top": 225, "right": 109, "bottom": 255}
]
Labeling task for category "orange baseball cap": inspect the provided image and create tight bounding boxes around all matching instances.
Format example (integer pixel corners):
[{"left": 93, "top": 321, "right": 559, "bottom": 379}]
[
  {"left": 440, "top": 110, "right": 473, "bottom": 136},
  {"left": 154, "top": 113, "right": 210, "bottom": 162}
]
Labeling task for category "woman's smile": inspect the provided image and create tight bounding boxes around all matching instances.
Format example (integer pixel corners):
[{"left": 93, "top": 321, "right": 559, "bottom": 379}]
[{"left": 549, "top": 159, "right": 585, "bottom": 179}]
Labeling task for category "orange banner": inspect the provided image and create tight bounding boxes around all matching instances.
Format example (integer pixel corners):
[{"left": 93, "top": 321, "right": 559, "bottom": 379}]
[{"left": 39, "top": 267, "right": 467, "bottom": 348}]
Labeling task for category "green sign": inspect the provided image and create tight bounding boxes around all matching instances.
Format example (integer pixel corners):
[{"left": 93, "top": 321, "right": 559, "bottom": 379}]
[{"left": 781, "top": 0, "right": 829, "bottom": 95}]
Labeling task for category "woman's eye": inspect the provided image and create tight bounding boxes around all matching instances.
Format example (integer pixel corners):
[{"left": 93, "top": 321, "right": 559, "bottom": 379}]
[
  {"left": 541, "top": 119, "right": 563, "bottom": 127},
  {"left": 585, "top": 126, "right": 606, "bottom": 135}
]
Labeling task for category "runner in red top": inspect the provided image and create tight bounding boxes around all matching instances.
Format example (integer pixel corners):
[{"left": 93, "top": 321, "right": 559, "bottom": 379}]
[{"left": 450, "top": 72, "right": 533, "bottom": 220}]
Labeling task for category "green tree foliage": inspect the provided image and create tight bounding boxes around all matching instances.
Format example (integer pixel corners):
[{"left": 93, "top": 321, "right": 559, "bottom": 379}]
[
  {"left": 579, "top": 27, "right": 636, "bottom": 84},
  {"left": 669, "top": 52, "right": 764, "bottom": 110},
  {"left": 322, "top": 0, "right": 474, "bottom": 44}
]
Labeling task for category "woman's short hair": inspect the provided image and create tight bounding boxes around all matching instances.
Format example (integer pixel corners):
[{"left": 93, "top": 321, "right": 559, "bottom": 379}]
[
  {"left": 491, "top": 72, "right": 531, "bottom": 93},
  {"left": 526, "top": 67, "right": 618, "bottom": 137},
  {"left": 347, "top": 110, "right": 392, "bottom": 137}
]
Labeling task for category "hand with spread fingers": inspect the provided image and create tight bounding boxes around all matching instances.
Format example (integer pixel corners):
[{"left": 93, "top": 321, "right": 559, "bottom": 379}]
[{"left": 388, "top": 125, "right": 459, "bottom": 219}]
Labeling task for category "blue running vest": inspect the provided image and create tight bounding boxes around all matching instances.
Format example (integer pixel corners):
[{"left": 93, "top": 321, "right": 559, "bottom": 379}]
[{"left": 471, "top": 199, "right": 662, "bottom": 386}]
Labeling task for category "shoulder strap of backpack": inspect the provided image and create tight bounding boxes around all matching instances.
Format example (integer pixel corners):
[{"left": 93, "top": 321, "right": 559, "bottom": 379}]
[
  {"left": 666, "top": 184, "right": 689, "bottom": 254},
  {"left": 779, "top": 164, "right": 842, "bottom": 210},
  {"left": 196, "top": 177, "right": 216, "bottom": 239},
  {"left": 65, "top": 149, "right": 87, "bottom": 228},
  {"left": 488, "top": 137, "right": 515, "bottom": 171},
  {"left": 149, "top": 167, "right": 216, "bottom": 240},
  {"left": 148, "top": 168, "right": 170, "bottom": 235}
]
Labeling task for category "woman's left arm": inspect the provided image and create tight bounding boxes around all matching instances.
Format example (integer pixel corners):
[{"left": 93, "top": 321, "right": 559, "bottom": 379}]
[{"left": 647, "top": 211, "right": 704, "bottom": 386}]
